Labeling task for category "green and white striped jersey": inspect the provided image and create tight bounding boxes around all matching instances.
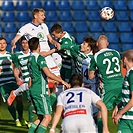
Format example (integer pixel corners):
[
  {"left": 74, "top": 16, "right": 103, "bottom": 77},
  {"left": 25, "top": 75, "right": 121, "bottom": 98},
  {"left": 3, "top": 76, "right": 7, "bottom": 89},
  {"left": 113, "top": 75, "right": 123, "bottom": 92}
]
[
  {"left": 90, "top": 48, "right": 123, "bottom": 91},
  {"left": 0, "top": 51, "right": 16, "bottom": 86},
  {"left": 121, "top": 68, "right": 133, "bottom": 120},
  {"left": 28, "top": 53, "right": 48, "bottom": 95},
  {"left": 14, "top": 51, "right": 30, "bottom": 83},
  {"left": 59, "top": 32, "right": 77, "bottom": 69}
]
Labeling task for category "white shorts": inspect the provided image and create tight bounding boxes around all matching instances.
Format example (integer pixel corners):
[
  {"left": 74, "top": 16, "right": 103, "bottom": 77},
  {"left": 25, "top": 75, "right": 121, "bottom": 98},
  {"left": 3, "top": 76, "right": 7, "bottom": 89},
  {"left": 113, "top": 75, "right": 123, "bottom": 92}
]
[
  {"left": 45, "top": 55, "right": 60, "bottom": 76},
  {"left": 62, "top": 116, "right": 98, "bottom": 133}
]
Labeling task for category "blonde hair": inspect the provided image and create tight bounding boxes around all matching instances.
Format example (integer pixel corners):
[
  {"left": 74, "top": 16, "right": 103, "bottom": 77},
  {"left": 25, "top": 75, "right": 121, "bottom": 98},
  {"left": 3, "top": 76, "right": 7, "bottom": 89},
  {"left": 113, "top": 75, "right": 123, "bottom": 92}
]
[
  {"left": 123, "top": 49, "right": 133, "bottom": 63},
  {"left": 32, "top": 8, "right": 45, "bottom": 19},
  {"left": 97, "top": 35, "right": 108, "bottom": 42}
]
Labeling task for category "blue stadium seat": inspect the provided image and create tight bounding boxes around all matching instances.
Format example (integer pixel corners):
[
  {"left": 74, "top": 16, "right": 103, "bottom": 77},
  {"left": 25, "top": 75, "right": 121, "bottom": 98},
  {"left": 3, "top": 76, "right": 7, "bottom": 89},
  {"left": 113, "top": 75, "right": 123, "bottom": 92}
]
[
  {"left": 76, "top": 32, "right": 89, "bottom": 44},
  {"left": 120, "top": 33, "right": 133, "bottom": 43},
  {"left": 45, "top": 11, "right": 58, "bottom": 21},
  {"left": 18, "top": 22, "right": 26, "bottom": 30},
  {"left": 89, "top": 22, "right": 102, "bottom": 32},
  {"left": 61, "top": 22, "right": 74, "bottom": 32},
  {"left": 130, "top": 11, "right": 133, "bottom": 21},
  {"left": 4, "top": 22, "right": 17, "bottom": 33},
  {"left": 87, "top": 11, "right": 101, "bottom": 21},
  {"left": 71, "top": 1, "right": 85, "bottom": 10},
  {"left": 47, "top": 22, "right": 57, "bottom": 30},
  {"left": 103, "top": 21, "right": 117, "bottom": 32},
  {"left": 128, "top": 1, "right": 133, "bottom": 10},
  {"left": 2, "top": 1, "right": 14, "bottom": 11},
  {"left": 117, "top": 22, "right": 131, "bottom": 32},
  {"left": 91, "top": 32, "right": 102, "bottom": 40},
  {"left": 6, "top": 44, "right": 12, "bottom": 52},
  {"left": 106, "top": 32, "right": 119, "bottom": 43},
  {"left": 73, "top": 11, "right": 86, "bottom": 21},
  {"left": 122, "top": 44, "right": 133, "bottom": 52},
  {"left": 5, "top": 33, "right": 16, "bottom": 44},
  {"left": 0, "top": 24, "right": 2, "bottom": 32},
  {"left": 75, "top": 22, "right": 88, "bottom": 32},
  {"left": 16, "top": 1, "right": 28, "bottom": 11},
  {"left": 44, "top": 1, "right": 56, "bottom": 11},
  {"left": 115, "top": 11, "right": 129, "bottom": 21},
  {"left": 2, "top": 12, "right": 15, "bottom": 22},
  {"left": 114, "top": 0, "right": 127, "bottom": 10},
  {"left": 108, "top": 44, "right": 121, "bottom": 52},
  {"left": 30, "top": 1, "right": 42, "bottom": 10},
  {"left": 58, "top": 1, "right": 70, "bottom": 11},
  {"left": 16, "top": 12, "right": 30, "bottom": 22},
  {"left": 59, "top": 11, "right": 72, "bottom": 21},
  {"left": 99, "top": 0, "right": 113, "bottom": 9},
  {"left": 86, "top": 1, "right": 99, "bottom": 10}
]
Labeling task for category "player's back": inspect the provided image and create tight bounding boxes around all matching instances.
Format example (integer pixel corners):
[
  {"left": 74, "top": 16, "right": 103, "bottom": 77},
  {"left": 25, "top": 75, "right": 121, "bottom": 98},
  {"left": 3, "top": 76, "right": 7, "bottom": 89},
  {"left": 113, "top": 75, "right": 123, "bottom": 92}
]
[{"left": 94, "top": 48, "right": 123, "bottom": 89}]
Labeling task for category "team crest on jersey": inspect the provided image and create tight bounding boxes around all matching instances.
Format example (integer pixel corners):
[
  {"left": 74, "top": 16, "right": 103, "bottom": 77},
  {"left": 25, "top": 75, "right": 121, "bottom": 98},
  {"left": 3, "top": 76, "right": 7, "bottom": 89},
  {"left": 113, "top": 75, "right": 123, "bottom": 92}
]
[{"left": 37, "top": 32, "right": 44, "bottom": 39}]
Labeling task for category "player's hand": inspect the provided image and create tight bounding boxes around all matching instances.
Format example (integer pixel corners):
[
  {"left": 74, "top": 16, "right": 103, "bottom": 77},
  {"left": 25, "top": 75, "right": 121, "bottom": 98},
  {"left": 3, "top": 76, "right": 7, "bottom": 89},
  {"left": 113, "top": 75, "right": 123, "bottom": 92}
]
[
  {"left": 55, "top": 42, "right": 61, "bottom": 50},
  {"left": 113, "top": 112, "right": 121, "bottom": 125},
  {"left": 62, "top": 81, "right": 70, "bottom": 88},
  {"left": 112, "top": 105, "right": 118, "bottom": 120},
  {"left": 16, "top": 79, "right": 24, "bottom": 86}
]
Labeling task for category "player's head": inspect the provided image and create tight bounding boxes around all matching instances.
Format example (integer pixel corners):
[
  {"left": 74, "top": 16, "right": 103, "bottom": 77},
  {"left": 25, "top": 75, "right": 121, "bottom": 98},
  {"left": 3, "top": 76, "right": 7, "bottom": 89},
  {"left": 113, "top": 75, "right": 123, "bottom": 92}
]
[
  {"left": 122, "top": 49, "right": 133, "bottom": 68},
  {"left": 21, "top": 36, "right": 29, "bottom": 51},
  {"left": 0, "top": 37, "right": 7, "bottom": 52},
  {"left": 50, "top": 23, "right": 63, "bottom": 40},
  {"left": 28, "top": 37, "right": 40, "bottom": 52},
  {"left": 32, "top": 8, "right": 45, "bottom": 24},
  {"left": 69, "top": 74, "right": 83, "bottom": 88},
  {"left": 97, "top": 35, "right": 109, "bottom": 50},
  {"left": 80, "top": 36, "right": 97, "bottom": 54}
]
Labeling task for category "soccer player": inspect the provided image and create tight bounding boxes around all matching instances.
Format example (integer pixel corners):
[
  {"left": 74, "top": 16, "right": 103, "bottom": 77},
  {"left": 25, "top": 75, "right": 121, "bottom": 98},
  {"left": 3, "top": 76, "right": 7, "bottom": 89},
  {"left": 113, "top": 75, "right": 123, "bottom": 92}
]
[
  {"left": 50, "top": 23, "right": 77, "bottom": 82},
  {"left": 112, "top": 49, "right": 133, "bottom": 133},
  {"left": 11, "top": 8, "right": 61, "bottom": 82},
  {"left": 27, "top": 37, "right": 69, "bottom": 133},
  {"left": 49, "top": 74, "right": 109, "bottom": 133},
  {"left": 89, "top": 35, "right": 124, "bottom": 133},
  {"left": 0, "top": 37, "right": 27, "bottom": 126}
]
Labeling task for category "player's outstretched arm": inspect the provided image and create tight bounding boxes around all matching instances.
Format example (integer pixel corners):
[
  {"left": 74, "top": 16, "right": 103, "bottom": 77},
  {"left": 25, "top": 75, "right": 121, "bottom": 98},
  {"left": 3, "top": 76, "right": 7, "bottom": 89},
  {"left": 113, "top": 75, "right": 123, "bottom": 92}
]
[
  {"left": 96, "top": 100, "right": 110, "bottom": 133},
  {"left": 11, "top": 34, "right": 22, "bottom": 47}
]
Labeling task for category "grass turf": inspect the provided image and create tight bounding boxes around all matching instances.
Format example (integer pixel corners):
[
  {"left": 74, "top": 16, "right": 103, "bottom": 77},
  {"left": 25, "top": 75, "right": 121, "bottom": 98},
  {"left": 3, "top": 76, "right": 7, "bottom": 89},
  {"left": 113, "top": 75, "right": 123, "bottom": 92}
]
[{"left": 0, "top": 96, "right": 117, "bottom": 133}]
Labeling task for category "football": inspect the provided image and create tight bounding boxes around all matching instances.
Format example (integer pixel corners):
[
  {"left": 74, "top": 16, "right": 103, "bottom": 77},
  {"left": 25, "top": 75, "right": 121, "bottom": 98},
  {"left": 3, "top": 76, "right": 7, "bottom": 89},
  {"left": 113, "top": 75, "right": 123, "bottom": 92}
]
[{"left": 100, "top": 7, "right": 114, "bottom": 20}]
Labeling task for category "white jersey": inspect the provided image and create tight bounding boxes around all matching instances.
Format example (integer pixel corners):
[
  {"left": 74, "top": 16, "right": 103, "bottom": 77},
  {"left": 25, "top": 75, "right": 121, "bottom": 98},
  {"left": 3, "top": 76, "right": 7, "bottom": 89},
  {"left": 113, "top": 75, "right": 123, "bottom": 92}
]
[
  {"left": 57, "top": 87, "right": 101, "bottom": 133},
  {"left": 17, "top": 23, "right": 50, "bottom": 51}
]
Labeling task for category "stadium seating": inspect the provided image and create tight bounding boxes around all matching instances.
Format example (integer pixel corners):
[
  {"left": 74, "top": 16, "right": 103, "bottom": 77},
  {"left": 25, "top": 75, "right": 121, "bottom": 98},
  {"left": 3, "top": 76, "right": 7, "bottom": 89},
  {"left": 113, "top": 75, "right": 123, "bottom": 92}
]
[
  {"left": 73, "top": 11, "right": 86, "bottom": 21},
  {"left": 61, "top": 22, "right": 74, "bottom": 32},
  {"left": 128, "top": 1, "right": 133, "bottom": 10},
  {"left": 130, "top": 11, "right": 133, "bottom": 21},
  {"left": 106, "top": 32, "right": 119, "bottom": 43},
  {"left": 16, "top": 1, "right": 29, "bottom": 11},
  {"left": 99, "top": 0, "right": 113, "bottom": 9},
  {"left": 89, "top": 22, "right": 103, "bottom": 32},
  {"left": 75, "top": 22, "right": 88, "bottom": 32},
  {"left": 2, "top": 1, "right": 14, "bottom": 11},
  {"left": 103, "top": 21, "right": 117, "bottom": 32},
  {"left": 45, "top": 11, "right": 58, "bottom": 21},
  {"left": 108, "top": 44, "right": 121, "bottom": 52},
  {"left": 71, "top": 1, "right": 85, "bottom": 10},
  {"left": 4, "top": 22, "right": 17, "bottom": 33},
  {"left": 16, "top": 12, "right": 30, "bottom": 22},
  {"left": 76, "top": 32, "right": 89, "bottom": 44},
  {"left": 0, "top": 24, "right": 2, "bottom": 32},
  {"left": 47, "top": 22, "right": 57, "bottom": 30},
  {"left": 44, "top": 1, "right": 56, "bottom": 11},
  {"left": 117, "top": 22, "right": 131, "bottom": 32},
  {"left": 86, "top": 1, "right": 99, "bottom": 10},
  {"left": 87, "top": 11, "right": 101, "bottom": 21},
  {"left": 114, "top": 0, "right": 127, "bottom": 10},
  {"left": 59, "top": 11, "right": 72, "bottom": 21},
  {"left": 115, "top": 11, "right": 129, "bottom": 21},
  {"left": 18, "top": 22, "right": 27, "bottom": 30},
  {"left": 91, "top": 32, "right": 102, "bottom": 40},
  {"left": 122, "top": 44, "right": 133, "bottom": 52},
  {"left": 30, "top": 1, "right": 42, "bottom": 10},
  {"left": 120, "top": 33, "right": 133, "bottom": 43},
  {"left": 58, "top": 1, "right": 70, "bottom": 11},
  {"left": 2, "top": 11, "right": 15, "bottom": 22},
  {"left": 5, "top": 33, "right": 16, "bottom": 44}
]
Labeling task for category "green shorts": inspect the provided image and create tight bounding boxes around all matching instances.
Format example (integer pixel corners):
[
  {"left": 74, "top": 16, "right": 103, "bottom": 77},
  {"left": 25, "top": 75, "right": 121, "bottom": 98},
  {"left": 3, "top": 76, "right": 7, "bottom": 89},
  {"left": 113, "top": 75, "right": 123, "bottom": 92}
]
[
  {"left": 118, "top": 119, "right": 133, "bottom": 133},
  {"left": 102, "top": 88, "right": 122, "bottom": 110},
  {"left": 31, "top": 93, "right": 52, "bottom": 115},
  {"left": 0, "top": 83, "right": 19, "bottom": 102}
]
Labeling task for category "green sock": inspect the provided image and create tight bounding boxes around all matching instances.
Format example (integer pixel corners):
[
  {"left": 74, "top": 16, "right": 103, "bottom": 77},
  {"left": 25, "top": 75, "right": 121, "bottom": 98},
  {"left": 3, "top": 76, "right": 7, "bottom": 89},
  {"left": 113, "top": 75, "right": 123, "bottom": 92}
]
[
  {"left": 16, "top": 102, "right": 23, "bottom": 120},
  {"left": 28, "top": 104, "right": 35, "bottom": 122},
  {"left": 36, "top": 124, "right": 47, "bottom": 133},
  {"left": 98, "top": 118, "right": 103, "bottom": 133},
  {"left": 28, "top": 123, "right": 37, "bottom": 133},
  {"left": 8, "top": 105, "right": 16, "bottom": 121}
]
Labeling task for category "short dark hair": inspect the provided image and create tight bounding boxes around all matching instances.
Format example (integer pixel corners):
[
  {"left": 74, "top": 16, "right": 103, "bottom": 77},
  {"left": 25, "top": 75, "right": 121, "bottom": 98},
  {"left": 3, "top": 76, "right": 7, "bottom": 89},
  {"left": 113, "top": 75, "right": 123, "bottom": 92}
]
[
  {"left": 69, "top": 74, "right": 83, "bottom": 88},
  {"left": 50, "top": 23, "right": 63, "bottom": 33},
  {"left": 28, "top": 37, "right": 39, "bottom": 51},
  {"left": 21, "top": 36, "right": 27, "bottom": 42},
  {"left": 0, "top": 37, "right": 6, "bottom": 42}
]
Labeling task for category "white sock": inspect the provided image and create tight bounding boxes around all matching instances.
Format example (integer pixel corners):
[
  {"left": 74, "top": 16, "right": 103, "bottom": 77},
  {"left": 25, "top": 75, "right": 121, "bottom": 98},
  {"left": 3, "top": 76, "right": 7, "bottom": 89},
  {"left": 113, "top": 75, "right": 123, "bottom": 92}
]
[{"left": 14, "top": 83, "right": 29, "bottom": 96}]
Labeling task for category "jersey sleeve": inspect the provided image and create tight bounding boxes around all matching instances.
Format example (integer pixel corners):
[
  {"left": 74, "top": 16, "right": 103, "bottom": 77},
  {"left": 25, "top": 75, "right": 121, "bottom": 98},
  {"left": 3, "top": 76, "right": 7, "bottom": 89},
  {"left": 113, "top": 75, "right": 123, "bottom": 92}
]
[
  {"left": 17, "top": 24, "right": 28, "bottom": 37},
  {"left": 37, "top": 55, "right": 47, "bottom": 69},
  {"left": 128, "top": 71, "right": 133, "bottom": 91},
  {"left": 89, "top": 56, "right": 97, "bottom": 71}
]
